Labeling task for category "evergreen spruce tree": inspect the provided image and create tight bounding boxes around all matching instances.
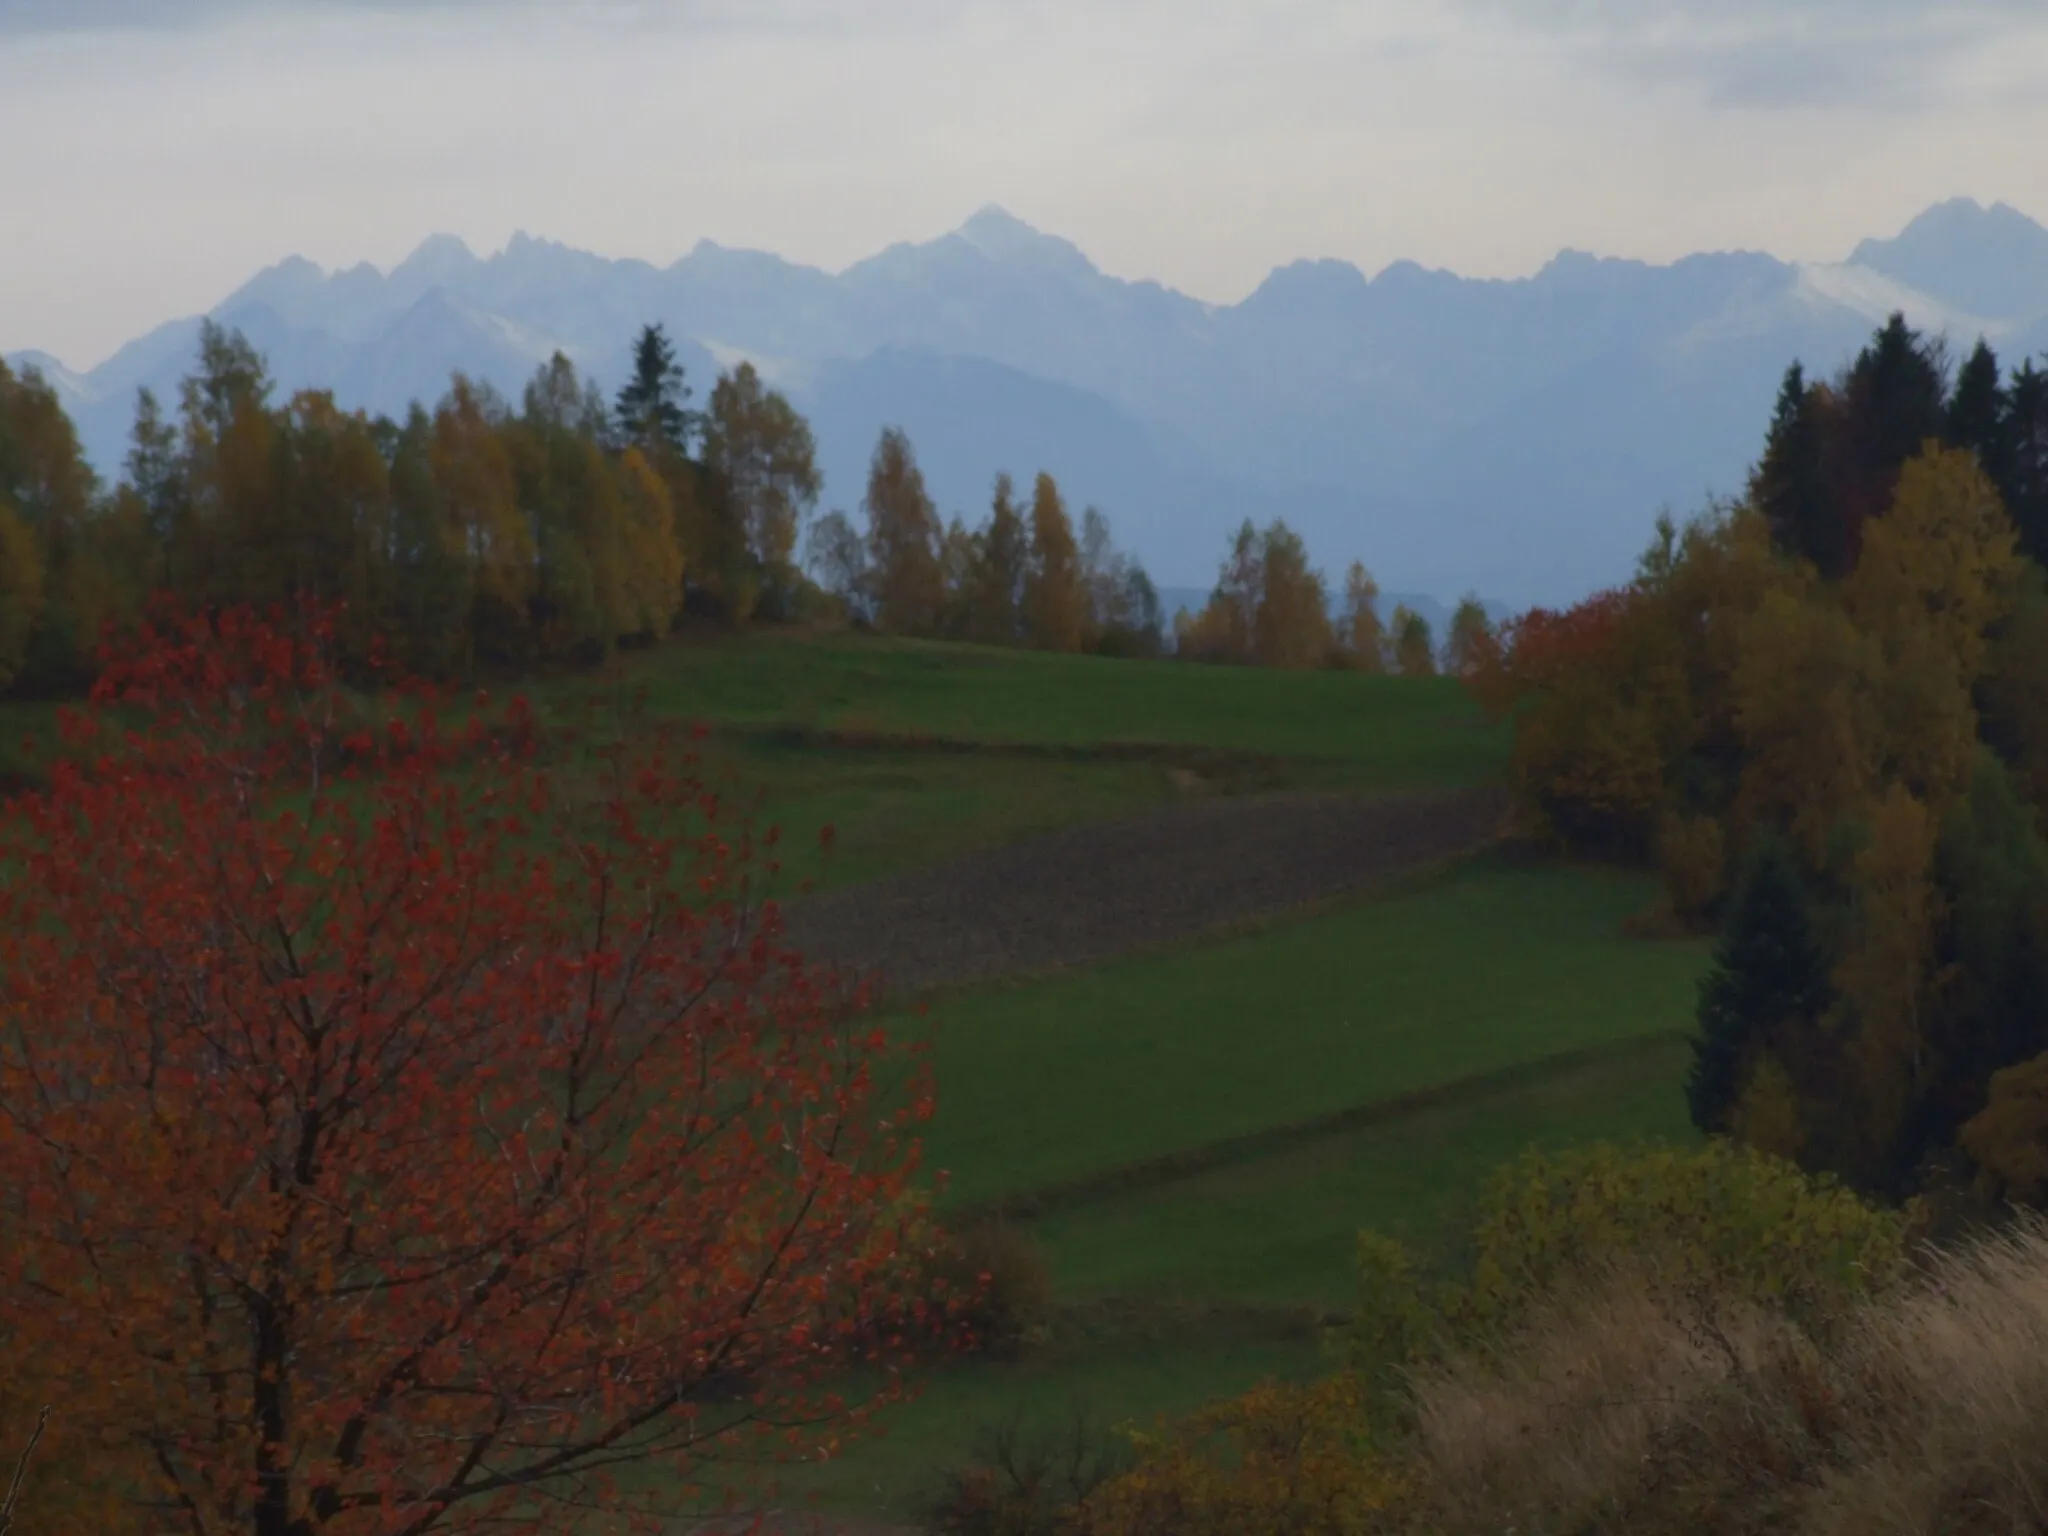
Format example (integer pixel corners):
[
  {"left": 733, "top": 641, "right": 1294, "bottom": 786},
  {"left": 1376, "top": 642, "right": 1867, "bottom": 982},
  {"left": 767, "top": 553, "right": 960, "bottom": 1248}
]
[
  {"left": 1752, "top": 362, "right": 1842, "bottom": 575},
  {"left": 614, "top": 323, "right": 695, "bottom": 458},
  {"left": 1921, "top": 758, "right": 2048, "bottom": 1154},
  {"left": 1947, "top": 337, "right": 2009, "bottom": 487},
  {"left": 1688, "top": 837, "right": 1831, "bottom": 1134},
  {"left": 1835, "top": 312, "right": 1949, "bottom": 561},
  {"left": 2005, "top": 359, "right": 2048, "bottom": 566}
]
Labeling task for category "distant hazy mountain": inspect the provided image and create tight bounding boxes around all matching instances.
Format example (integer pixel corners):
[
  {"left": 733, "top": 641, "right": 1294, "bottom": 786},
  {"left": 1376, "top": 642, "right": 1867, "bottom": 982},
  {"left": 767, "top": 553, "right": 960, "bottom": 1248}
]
[{"left": 11, "top": 198, "right": 2048, "bottom": 611}]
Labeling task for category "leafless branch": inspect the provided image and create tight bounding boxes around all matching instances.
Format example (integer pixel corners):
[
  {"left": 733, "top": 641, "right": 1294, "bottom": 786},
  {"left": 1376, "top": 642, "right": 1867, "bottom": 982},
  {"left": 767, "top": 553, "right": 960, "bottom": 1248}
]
[{"left": 0, "top": 1405, "right": 50, "bottom": 1536}]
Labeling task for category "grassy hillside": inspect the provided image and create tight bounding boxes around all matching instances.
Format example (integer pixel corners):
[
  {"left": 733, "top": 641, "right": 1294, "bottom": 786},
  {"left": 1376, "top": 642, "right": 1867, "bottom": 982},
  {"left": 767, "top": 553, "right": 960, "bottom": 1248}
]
[
  {"left": 916, "top": 857, "right": 1706, "bottom": 1208},
  {"left": 741, "top": 859, "right": 1710, "bottom": 1519},
  {"left": 538, "top": 630, "right": 1513, "bottom": 892},
  {"left": 591, "top": 630, "right": 1506, "bottom": 783},
  {"left": 3, "top": 629, "right": 1712, "bottom": 1527}
]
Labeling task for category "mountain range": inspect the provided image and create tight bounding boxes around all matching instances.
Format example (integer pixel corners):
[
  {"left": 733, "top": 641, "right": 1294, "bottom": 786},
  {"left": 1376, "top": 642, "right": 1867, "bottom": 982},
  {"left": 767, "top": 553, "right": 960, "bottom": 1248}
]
[{"left": 11, "top": 197, "right": 2048, "bottom": 611}]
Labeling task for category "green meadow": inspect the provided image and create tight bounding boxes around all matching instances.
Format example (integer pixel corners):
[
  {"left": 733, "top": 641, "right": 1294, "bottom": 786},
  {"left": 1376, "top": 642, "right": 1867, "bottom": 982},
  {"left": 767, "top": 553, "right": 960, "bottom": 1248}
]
[{"left": 2, "top": 629, "right": 1713, "bottom": 1525}]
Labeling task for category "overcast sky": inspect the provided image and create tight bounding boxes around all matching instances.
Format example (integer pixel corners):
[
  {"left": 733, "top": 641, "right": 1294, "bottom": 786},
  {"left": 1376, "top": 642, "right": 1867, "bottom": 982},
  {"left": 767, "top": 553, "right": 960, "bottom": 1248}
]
[{"left": 4, "top": 0, "right": 2047, "bottom": 370}]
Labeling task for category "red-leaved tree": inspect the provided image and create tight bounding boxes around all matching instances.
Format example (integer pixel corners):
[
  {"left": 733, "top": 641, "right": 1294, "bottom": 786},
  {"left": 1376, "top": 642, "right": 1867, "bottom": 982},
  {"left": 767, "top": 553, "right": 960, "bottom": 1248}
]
[{"left": 0, "top": 604, "right": 935, "bottom": 1535}]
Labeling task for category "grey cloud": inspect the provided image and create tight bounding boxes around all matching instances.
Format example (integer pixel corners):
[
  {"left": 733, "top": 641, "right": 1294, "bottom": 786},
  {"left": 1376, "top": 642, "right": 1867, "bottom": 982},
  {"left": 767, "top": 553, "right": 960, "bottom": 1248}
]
[
  {"left": 0, "top": 0, "right": 476, "bottom": 32},
  {"left": 1462, "top": 0, "right": 2047, "bottom": 111},
  {"left": 0, "top": 0, "right": 961, "bottom": 34},
  {"left": 1471, "top": 0, "right": 2036, "bottom": 24}
]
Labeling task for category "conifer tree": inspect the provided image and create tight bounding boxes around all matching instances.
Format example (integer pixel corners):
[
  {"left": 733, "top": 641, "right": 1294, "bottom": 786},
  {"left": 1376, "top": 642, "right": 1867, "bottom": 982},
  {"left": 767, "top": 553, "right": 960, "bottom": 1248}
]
[
  {"left": 1920, "top": 758, "right": 2048, "bottom": 1158},
  {"left": 1834, "top": 312, "right": 1950, "bottom": 564},
  {"left": 1688, "top": 837, "right": 1831, "bottom": 1135},
  {"left": 614, "top": 322, "right": 696, "bottom": 458},
  {"left": 1947, "top": 337, "right": 2009, "bottom": 488},
  {"left": 1753, "top": 362, "right": 1842, "bottom": 575},
  {"left": 2005, "top": 359, "right": 2048, "bottom": 565}
]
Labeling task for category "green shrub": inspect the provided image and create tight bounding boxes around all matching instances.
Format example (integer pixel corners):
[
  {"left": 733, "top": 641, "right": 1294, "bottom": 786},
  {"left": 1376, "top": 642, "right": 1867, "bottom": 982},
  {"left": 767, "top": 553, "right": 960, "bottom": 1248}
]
[{"left": 1342, "top": 1139, "right": 1916, "bottom": 1376}]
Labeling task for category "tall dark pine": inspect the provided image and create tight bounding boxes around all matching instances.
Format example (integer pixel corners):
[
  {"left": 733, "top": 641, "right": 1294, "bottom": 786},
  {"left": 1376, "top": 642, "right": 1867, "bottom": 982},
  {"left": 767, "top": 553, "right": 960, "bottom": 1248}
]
[
  {"left": 2007, "top": 360, "right": 2048, "bottom": 566},
  {"left": 1688, "top": 838, "right": 1831, "bottom": 1135},
  {"left": 614, "top": 323, "right": 696, "bottom": 458},
  {"left": 1753, "top": 362, "right": 1843, "bottom": 576},
  {"left": 1833, "top": 312, "right": 1949, "bottom": 565},
  {"left": 1918, "top": 760, "right": 2048, "bottom": 1164},
  {"left": 1947, "top": 337, "right": 2010, "bottom": 491}
]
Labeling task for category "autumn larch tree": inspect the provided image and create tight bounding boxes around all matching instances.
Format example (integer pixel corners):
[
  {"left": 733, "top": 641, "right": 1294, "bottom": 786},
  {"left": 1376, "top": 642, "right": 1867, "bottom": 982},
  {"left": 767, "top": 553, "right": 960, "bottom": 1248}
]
[
  {"left": 862, "top": 427, "right": 945, "bottom": 634},
  {"left": 1250, "top": 520, "right": 1331, "bottom": 670},
  {"left": 961, "top": 473, "right": 1029, "bottom": 646},
  {"left": 1337, "top": 560, "right": 1385, "bottom": 673},
  {"left": 1021, "top": 471, "right": 1086, "bottom": 653},
  {"left": 0, "top": 604, "right": 935, "bottom": 1536},
  {"left": 1442, "top": 594, "right": 1495, "bottom": 679}
]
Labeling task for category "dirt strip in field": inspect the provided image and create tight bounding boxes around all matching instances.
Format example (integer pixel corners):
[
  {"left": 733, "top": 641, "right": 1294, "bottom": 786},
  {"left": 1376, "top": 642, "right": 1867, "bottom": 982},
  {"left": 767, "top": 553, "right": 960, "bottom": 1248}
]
[{"left": 778, "top": 784, "right": 1510, "bottom": 999}]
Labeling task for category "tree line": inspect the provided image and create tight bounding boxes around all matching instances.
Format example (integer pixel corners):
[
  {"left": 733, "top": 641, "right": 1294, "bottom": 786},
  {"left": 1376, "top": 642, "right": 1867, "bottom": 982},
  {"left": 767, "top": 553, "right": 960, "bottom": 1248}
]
[
  {"left": 0, "top": 322, "right": 1471, "bottom": 700},
  {"left": 806, "top": 437, "right": 1488, "bottom": 676},
  {"left": 1473, "top": 312, "right": 2048, "bottom": 1208},
  {"left": 0, "top": 320, "right": 842, "bottom": 693}
]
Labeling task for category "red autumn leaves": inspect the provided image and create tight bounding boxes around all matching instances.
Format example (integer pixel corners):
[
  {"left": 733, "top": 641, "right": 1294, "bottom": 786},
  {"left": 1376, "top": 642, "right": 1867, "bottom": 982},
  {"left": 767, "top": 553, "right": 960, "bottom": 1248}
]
[{"left": 0, "top": 603, "right": 934, "bottom": 1535}]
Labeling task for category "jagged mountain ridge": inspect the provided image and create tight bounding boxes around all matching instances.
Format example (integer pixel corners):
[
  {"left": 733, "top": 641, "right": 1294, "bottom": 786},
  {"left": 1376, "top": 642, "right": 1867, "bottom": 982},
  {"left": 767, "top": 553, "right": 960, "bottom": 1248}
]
[{"left": 10, "top": 199, "right": 2048, "bottom": 609}]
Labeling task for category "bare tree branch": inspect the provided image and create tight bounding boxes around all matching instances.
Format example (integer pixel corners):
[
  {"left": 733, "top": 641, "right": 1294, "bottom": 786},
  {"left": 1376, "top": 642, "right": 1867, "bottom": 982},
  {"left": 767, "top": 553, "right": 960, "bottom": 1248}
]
[{"left": 0, "top": 1405, "right": 50, "bottom": 1536}]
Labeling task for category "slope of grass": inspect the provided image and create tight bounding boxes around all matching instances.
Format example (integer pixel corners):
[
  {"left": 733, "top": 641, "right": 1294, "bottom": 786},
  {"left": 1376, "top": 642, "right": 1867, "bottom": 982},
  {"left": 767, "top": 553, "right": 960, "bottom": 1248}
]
[
  {"left": 915, "top": 857, "right": 1710, "bottom": 1209},
  {"left": 590, "top": 629, "right": 1507, "bottom": 790},
  {"left": 700, "top": 1330, "right": 1331, "bottom": 1522},
  {"left": 1028, "top": 1033, "right": 1697, "bottom": 1310}
]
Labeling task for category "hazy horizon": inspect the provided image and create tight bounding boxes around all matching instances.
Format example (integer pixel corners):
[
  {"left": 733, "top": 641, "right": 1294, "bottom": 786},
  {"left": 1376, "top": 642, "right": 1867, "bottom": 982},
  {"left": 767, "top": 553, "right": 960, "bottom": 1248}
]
[{"left": 6, "top": 0, "right": 2048, "bottom": 368}]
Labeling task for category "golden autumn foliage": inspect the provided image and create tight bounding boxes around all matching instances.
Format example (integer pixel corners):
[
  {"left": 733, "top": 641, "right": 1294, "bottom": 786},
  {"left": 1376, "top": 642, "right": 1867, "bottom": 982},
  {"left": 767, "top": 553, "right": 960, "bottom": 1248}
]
[
  {"left": 1022, "top": 472, "right": 1089, "bottom": 654},
  {"left": 1177, "top": 519, "right": 1337, "bottom": 670},
  {"left": 1336, "top": 561, "right": 1386, "bottom": 672},
  {"left": 1844, "top": 444, "right": 2022, "bottom": 686},
  {"left": 1960, "top": 1052, "right": 2048, "bottom": 1205},
  {"left": 865, "top": 427, "right": 948, "bottom": 635},
  {"left": 701, "top": 360, "right": 822, "bottom": 580},
  {"left": 429, "top": 374, "right": 535, "bottom": 616},
  {"left": 1079, "top": 1374, "right": 1409, "bottom": 1536},
  {"left": 1440, "top": 595, "right": 1493, "bottom": 679},
  {"left": 1729, "top": 588, "right": 1885, "bottom": 863},
  {"left": 615, "top": 444, "right": 687, "bottom": 638},
  {"left": 1834, "top": 783, "right": 1943, "bottom": 1166}
]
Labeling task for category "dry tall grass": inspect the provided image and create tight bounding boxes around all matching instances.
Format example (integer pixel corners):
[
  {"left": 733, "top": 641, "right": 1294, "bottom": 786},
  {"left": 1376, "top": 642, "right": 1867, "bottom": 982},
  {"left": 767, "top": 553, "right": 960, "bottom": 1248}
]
[{"left": 1407, "top": 1215, "right": 2048, "bottom": 1535}]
